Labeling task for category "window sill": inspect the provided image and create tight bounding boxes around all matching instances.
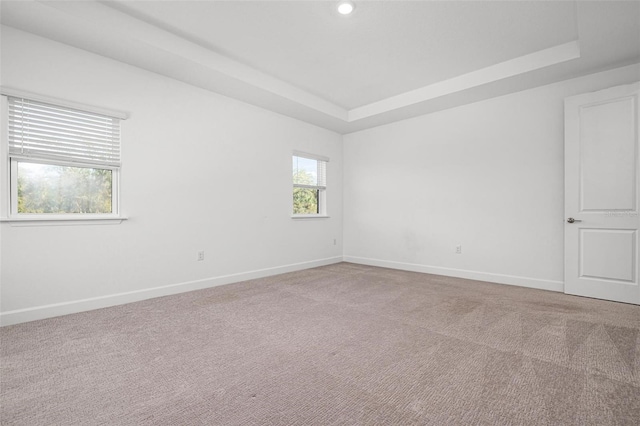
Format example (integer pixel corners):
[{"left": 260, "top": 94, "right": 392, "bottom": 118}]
[
  {"left": 291, "top": 215, "right": 330, "bottom": 220},
  {"left": 0, "top": 216, "right": 128, "bottom": 227}
]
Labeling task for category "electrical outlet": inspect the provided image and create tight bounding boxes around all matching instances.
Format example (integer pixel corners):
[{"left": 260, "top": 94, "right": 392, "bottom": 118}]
[
  {"left": 455, "top": 245, "right": 462, "bottom": 254},
  {"left": 333, "top": 239, "right": 337, "bottom": 245},
  {"left": 197, "top": 251, "right": 205, "bottom": 261}
]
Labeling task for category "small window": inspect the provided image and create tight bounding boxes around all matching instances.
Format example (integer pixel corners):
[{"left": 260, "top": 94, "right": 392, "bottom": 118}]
[
  {"left": 6, "top": 96, "right": 122, "bottom": 217},
  {"left": 292, "top": 152, "right": 328, "bottom": 216}
]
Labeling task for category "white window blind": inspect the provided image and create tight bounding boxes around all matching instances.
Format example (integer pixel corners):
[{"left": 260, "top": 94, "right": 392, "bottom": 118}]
[
  {"left": 8, "top": 97, "right": 121, "bottom": 167},
  {"left": 293, "top": 155, "right": 327, "bottom": 189}
]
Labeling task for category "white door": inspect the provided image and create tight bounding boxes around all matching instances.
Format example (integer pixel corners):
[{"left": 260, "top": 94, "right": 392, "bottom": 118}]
[{"left": 564, "top": 82, "right": 640, "bottom": 305}]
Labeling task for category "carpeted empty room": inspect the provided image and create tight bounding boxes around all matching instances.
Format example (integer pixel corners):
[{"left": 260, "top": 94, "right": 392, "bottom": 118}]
[
  {"left": 2, "top": 1, "right": 640, "bottom": 425},
  {"left": 1, "top": 263, "right": 639, "bottom": 425}
]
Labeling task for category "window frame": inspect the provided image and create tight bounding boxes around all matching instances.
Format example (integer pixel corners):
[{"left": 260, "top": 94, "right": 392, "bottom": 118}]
[
  {"left": 292, "top": 151, "right": 329, "bottom": 219},
  {"left": 0, "top": 88, "right": 128, "bottom": 225}
]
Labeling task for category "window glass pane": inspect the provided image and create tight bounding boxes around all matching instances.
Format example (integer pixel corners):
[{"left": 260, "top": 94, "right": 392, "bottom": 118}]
[
  {"left": 293, "top": 156, "right": 318, "bottom": 186},
  {"left": 293, "top": 188, "right": 319, "bottom": 214},
  {"left": 16, "top": 162, "right": 113, "bottom": 214}
]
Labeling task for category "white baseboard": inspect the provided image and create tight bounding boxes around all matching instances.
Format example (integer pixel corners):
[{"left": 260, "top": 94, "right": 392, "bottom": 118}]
[
  {"left": 1, "top": 255, "right": 564, "bottom": 326},
  {"left": 0, "top": 256, "right": 343, "bottom": 326},
  {"left": 343, "top": 256, "right": 564, "bottom": 293}
]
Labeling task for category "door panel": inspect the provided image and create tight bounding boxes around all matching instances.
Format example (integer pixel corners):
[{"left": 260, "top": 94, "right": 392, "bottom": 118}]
[
  {"left": 580, "top": 97, "right": 636, "bottom": 211},
  {"left": 565, "top": 83, "right": 640, "bottom": 305},
  {"left": 580, "top": 229, "right": 635, "bottom": 282}
]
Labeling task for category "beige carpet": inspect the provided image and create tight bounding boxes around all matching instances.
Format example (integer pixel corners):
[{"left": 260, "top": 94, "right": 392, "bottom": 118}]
[{"left": 1, "top": 262, "right": 639, "bottom": 425}]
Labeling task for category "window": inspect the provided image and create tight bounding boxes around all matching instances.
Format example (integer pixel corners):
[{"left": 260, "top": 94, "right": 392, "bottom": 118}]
[
  {"left": 292, "top": 152, "right": 328, "bottom": 216},
  {"left": 4, "top": 94, "right": 123, "bottom": 218}
]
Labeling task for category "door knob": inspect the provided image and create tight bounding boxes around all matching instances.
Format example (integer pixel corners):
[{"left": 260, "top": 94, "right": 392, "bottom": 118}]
[{"left": 567, "top": 217, "right": 582, "bottom": 223}]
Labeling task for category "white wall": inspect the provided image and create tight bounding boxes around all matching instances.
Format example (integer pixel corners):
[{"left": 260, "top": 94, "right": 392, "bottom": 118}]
[
  {"left": 0, "top": 26, "right": 343, "bottom": 324},
  {"left": 343, "top": 63, "right": 640, "bottom": 290}
]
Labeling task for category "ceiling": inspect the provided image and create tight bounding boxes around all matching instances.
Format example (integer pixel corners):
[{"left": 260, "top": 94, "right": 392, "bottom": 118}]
[{"left": 1, "top": 1, "right": 639, "bottom": 134}]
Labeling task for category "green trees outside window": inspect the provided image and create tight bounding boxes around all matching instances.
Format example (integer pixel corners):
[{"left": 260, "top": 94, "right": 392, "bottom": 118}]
[
  {"left": 293, "top": 168, "right": 319, "bottom": 214},
  {"left": 16, "top": 162, "right": 113, "bottom": 214}
]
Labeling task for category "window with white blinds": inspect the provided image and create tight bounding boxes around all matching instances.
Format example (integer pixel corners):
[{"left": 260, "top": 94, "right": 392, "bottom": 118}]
[
  {"left": 3, "top": 93, "right": 124, "bottom": 217},
  {"left": 292, "top": 152, "right": 328, "bottom": 216},
  {"left": 8, "top": 97, "right": 121, "bottom": 167}
]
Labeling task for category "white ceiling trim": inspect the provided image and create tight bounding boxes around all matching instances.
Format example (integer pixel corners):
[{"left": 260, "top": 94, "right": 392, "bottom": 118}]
[
  {"left": 3, "top": 1, "right": 634, "bottom": 134},
  {"left": 348, "top": 41, "right": 581, "bottom": 122},
  {"left": 39, "top": 0, "right": 349, "bottom": 122},
  {"left": 3, "top": 1, "right": 582, "bottom": 124}
]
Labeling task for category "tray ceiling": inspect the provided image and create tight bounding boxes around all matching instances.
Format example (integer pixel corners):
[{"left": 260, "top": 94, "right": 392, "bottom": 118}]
[{"left": 1, "top": 1, "right": 639, "bottom": 134}]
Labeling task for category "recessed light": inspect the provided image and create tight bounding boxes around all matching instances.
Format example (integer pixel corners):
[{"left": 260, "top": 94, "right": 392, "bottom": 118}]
[{"left": 337, "top": 1, "right": 354, "bottom": 15}]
